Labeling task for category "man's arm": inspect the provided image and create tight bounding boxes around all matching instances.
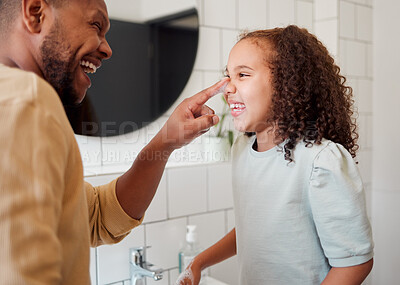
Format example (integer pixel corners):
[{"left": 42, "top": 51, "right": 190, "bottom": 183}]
[
  {"left": 321, "top": 258, "right": 373, "bottom": 285},
  {"left": 116, "top": 78, "right": 229, "bottom": 220}
]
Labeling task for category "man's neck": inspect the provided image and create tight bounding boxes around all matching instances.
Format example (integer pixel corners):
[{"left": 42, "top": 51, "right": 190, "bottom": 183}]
[
  {"left": 0, "top": 55, "right": 19, "bottom": 68},
  {"left": 0, "top": 31, "right": 44, "bottom": 78}
]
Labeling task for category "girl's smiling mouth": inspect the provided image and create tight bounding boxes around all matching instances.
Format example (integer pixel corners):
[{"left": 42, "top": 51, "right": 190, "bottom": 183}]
[{"left": 229, "top": 101, "right": 246, "bottom": 117}]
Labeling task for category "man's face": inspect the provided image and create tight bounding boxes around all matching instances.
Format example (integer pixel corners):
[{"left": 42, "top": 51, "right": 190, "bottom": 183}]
[{"left": 39, "top": 0, "right": 112, "bottom": 106}]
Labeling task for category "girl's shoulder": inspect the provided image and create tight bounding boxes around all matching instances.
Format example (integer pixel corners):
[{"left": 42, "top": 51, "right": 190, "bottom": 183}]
[
  {"left": 296, "top": 139, "right": 351, "bottom": 160},
  {"left": 288, "top": 139, "right": 357, "bottom": 171},
  {"left": 312, "top": 139, "right": 354, "bottom": 163},
  {"left": 306, "top": 139, "right": 359, "bottom": 182}
]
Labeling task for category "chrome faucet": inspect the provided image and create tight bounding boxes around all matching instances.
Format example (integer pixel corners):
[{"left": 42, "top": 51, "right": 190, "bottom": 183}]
[{"left": 130, "top": 247, "right": 163, "bottom": 285}]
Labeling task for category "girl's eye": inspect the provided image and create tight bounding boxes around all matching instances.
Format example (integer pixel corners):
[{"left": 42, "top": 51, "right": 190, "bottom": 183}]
[
  {"left": 224, "top": 74, "right": 230, "bottom": 78},
  {"left": 239, "top": 73, "right": 249, "bottom": 78}
]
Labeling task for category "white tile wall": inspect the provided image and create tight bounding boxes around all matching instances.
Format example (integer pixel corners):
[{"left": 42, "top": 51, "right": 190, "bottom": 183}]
[
  {"left": 203, "top": 0, "right": 236, "bottom": 29},
  {"left": 296, "top": 1, "right": 314, "bottom": 31},
  {"left": 146, "top": 218, "right": 187, "bottom": 269},
  {"left": 166, "top": 71, "right": 203, "bottom": 116},
  {"left": 366, "top": 43, "right": 373, "bottom": 78},
  {"left": 371, "top": 191, "right": 400, "bottom": 285},
  {"left": 79, "top": 0, "right": 375, "bottom": 284},
  {"left": 315, "top": 19, "right": 338, "bottom": 56},
  {"left": 169, "top": 269, "right": 180, "bottom": 285},
  {"left": 143, "top": 173, "right": 168, "bottom": 223},
  {"left": 341, "top": 40, "right": 367, "bottom": 77},
  {"left": 207, "top": 164, "right": 233, "bottom": 211},
  {"left": 339, "top": 1, "right": 355, "bottom": 38},
  {"left": 195, "top": 27, "right": 222, "bottom": 71},
  {"left": 356, "top": 5, "right": 373, "bottom": 41},
  {"left": 188, "top": 212, "right": 226, "bottom": 249},
  {"left": 357, "top": 114, "right": 371, "bottom": 150},
  {"left": 226, "top": 210, "right": 235, "bottom": 232},
  {"left": 97, "top": 226, "right": 145, "bottom": 284},
  {"left": 357, "top": 149, "right": 372, "bottom": 185},
  {"left": 221, "top": 29, "right": 240, "bottom": 69},
  {"left": 167, "top": 165, "right": 208, "bottom": 218},
  {"left": 85, "top": 163, "right": 234, "bottom": 285},
  {"left": 238, "top": 0, "right": 268, "bottom": 30},
  {"left": 314, "top": 0, "right": 338, "bottom": 20},
  {"left": 346, "top": 0, "right": 367, "bottom": 5},
  {"left": 373, "top": 2, "right": 400, "bottom": 284},
  {"left": 356, "top": 79, "right": 372, "bottom": 113},
  {"left": 269, "top": 0, "right": 296, "bottom": 28}
]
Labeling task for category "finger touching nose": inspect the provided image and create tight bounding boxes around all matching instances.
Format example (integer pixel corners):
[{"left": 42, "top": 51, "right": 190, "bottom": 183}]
[
  {"left": 224, "top": 80, "right": 236, "bottom": 95},
  {"left": 192, "top": 77, "right": 230, "bottom": 107}
]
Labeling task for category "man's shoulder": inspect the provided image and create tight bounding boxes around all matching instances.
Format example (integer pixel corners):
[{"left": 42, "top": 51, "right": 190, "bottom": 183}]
[
  {"left": 0, "top": 64, "right": 67, "bottom": 122},
  {"left": 0, "top": 64, "right": 60, "bottom": 106},
  {"left": 0, "top": 64, "right": 75, "bottom": 142}
]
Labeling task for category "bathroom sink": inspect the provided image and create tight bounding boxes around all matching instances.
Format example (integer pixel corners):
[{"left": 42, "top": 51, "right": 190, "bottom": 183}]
[{"left": 201, "top": 276, "right": 228, "bottom": 285}]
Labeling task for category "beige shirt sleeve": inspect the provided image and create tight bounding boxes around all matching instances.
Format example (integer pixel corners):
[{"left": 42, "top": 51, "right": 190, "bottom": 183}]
[{"left": 85, "top": 179, "right": 144, "bottom": 247}]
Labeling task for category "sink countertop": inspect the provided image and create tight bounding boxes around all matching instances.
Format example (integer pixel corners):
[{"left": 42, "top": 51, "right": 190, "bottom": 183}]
[{"left": 201, "top": 276, "right": 228, "bottom": 285}]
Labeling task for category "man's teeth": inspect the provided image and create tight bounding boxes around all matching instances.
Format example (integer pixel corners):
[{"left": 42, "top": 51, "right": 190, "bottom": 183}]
[
  {"left": 230, "top": 103, "right": 245, "bottom": 109},
  {"left": 80, "top": 60, "right": 97, "bottom": 74}
]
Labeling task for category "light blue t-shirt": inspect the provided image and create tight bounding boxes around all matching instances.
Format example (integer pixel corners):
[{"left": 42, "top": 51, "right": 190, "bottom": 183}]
[{"left": 232, "top": 134, "right": 373, "bottom": 285}]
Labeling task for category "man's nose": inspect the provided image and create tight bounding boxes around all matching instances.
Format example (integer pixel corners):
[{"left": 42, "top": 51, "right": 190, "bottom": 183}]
[{"left": 99, "top": 38, "right": 112, "bottom": 60}]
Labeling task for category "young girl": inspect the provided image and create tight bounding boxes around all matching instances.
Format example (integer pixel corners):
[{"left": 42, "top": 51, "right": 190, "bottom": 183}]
[{"left": 176, "top": 25, "right": 373, "bottom": 285}]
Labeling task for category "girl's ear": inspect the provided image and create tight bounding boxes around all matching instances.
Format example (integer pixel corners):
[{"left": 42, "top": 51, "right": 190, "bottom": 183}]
[{"left": 22, "top": 0, "right": 49, "bottom": 34}]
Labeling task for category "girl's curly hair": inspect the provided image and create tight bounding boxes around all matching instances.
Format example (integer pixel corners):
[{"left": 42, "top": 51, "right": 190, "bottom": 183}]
[{"left": 240, "top": 25, "right": 358, "bottom": 162}]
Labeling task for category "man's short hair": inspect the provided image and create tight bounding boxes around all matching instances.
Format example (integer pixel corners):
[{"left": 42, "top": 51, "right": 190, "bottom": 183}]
[{"left": 0, "top": 0, "right": 64, "bottom": 37}]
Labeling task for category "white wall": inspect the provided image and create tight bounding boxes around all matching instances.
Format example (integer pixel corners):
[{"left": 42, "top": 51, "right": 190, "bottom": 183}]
[
  {"left": 78, "top": 0, "right": 376, "bottom": 284},
  {"left": 371, "top": 0, "right": 400, "bottom": 284}
]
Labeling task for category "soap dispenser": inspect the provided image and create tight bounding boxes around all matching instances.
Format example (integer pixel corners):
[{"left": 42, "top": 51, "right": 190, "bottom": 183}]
[{"left": 178, "top": 225, "right": 204, "bottom": 276}]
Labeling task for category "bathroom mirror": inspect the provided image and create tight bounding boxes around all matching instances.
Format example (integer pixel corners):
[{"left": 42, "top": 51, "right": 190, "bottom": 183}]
[{"left": 65, "top": 0, "right": 199, "bottom": 137}]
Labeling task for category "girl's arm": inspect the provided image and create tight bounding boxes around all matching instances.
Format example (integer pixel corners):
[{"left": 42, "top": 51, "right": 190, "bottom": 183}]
[
  {"left": 176, "top": 228, "right": 237, "bottom": 285},
  {"left": 321, "top": 258, "right": 373, "bottom": 285}
]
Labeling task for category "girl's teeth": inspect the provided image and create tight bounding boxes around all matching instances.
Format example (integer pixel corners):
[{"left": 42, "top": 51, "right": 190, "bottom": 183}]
[{"left": 230, "top": 103, "right": 245, "bottom": 109}]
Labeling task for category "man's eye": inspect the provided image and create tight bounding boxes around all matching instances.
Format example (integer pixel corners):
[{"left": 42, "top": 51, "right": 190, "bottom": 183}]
[{"left": 92, "top": 22, "right": 102, "bottom": 31}]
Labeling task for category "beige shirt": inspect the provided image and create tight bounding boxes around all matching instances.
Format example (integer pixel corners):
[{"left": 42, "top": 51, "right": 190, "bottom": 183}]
[{"left": 0, "top": 64, "right": 142, "bottom": 284}]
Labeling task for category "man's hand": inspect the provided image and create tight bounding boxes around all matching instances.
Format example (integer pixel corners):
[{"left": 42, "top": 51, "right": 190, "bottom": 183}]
[
  {"left": 159, "top": 78, "right": 229, "bottom": 152},
  {"left": 116, "top": 78, "right": 229, "bottom": 220}
]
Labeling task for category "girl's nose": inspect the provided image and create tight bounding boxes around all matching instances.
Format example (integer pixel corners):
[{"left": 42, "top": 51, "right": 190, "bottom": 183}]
[{"left": 224, "top": 80, "right": 236, "bottom": 96}]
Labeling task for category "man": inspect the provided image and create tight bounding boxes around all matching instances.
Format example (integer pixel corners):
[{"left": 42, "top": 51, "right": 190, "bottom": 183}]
[{"left": 0, "top": 0, "right": 228, "bottom": 283}]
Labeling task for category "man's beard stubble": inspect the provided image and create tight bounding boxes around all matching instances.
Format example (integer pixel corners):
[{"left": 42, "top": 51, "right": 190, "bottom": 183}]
[{"left": 39, "top": 22, "right": 82, "bottom": 106}]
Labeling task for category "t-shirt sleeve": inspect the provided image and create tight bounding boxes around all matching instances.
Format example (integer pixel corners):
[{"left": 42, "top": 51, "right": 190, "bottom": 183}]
[
  {"left": 308, "top": 142, "right": 374, "bottom": 267},
  {"left": 85, "top": 179, "right": 143, "bottom": 247}
]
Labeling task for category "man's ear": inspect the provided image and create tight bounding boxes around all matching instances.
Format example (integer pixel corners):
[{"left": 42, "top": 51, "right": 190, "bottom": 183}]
[{"left": 22, "top": 0, "right": 48, "bottom": 33}]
